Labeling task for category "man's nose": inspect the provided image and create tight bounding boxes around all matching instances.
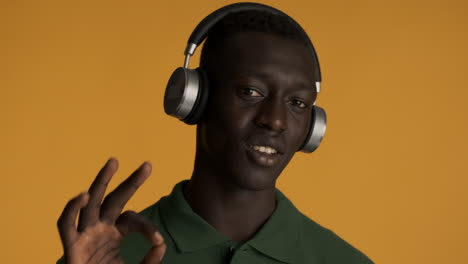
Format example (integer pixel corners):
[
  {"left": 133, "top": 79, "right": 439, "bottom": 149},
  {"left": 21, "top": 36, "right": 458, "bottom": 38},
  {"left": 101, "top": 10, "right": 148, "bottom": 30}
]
[{"left": 254, "top": 98, "right": 287, "bottom": 134}]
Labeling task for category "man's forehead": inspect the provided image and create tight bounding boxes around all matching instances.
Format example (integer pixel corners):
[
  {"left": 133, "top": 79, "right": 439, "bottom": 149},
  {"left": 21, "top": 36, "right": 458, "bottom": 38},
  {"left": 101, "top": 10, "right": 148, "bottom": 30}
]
[{"left": 209, "top": 32, "right": 317, "bottom": 85}]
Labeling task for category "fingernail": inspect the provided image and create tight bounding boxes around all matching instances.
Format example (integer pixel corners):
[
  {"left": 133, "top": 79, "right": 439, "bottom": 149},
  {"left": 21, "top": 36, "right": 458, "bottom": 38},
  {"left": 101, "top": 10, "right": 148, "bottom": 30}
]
[
  {"left": 106, "top": 158, "right": 118, "bottom": 170},
  {"left": 142, "top": 162, "right": 152, "bottom": 174},
  {"left": 77, "top": 192, "right": 89, "bottom": 204},
  {"left": 154, "top": 231, "right": 164, "bottom": 242}
]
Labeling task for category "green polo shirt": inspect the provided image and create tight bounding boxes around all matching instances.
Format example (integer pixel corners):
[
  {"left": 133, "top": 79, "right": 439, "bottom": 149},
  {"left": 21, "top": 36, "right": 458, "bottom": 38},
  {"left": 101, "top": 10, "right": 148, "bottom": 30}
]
[{"left": 58, "top": 180, "right": 373, "bottom": 263}]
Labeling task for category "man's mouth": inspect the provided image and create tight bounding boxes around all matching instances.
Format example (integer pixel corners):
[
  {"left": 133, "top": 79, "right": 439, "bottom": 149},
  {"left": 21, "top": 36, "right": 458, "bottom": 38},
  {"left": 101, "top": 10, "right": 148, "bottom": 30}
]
[
  {"left": 249, "top": 145, "right": 279, "bottom": 155},
  {"left": 246, "top": 144, "right": 283, "bottom": 167}
]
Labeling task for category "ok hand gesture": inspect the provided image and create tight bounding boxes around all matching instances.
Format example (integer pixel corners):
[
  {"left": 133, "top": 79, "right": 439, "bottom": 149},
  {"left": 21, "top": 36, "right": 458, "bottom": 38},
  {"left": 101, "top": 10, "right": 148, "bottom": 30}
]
[{"left": 57, "top": 159, "right": 166, "bottom": 264}]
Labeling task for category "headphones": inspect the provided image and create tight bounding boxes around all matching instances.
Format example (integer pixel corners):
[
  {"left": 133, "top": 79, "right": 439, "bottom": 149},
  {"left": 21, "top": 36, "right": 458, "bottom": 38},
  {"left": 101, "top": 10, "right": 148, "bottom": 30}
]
[{"left": 164, "top": 2, "right": 327, "bottom": 153}]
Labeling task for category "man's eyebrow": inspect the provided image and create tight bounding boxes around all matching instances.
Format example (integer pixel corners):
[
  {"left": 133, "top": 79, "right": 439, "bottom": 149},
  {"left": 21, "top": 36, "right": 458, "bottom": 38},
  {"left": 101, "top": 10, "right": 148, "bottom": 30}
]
[{"left": 234, "top": 72, "right": 316, "bottom": 92}]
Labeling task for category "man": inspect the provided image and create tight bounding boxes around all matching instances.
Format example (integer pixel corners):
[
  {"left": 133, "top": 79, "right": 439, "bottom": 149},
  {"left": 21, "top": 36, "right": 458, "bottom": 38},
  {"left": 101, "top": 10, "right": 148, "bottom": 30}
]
[{"left": 57, "top": 5, "right": 374, "bottom": 264}]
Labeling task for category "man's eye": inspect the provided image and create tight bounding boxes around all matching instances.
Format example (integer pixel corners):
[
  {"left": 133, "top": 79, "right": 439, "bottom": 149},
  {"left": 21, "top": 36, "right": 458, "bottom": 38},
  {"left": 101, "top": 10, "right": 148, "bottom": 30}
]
[
  {"left": 290, "top": 99, "right": 307, "bottom": 108},
  {"left": 243, "top": 88, "right": 263, "bottom": 97}
]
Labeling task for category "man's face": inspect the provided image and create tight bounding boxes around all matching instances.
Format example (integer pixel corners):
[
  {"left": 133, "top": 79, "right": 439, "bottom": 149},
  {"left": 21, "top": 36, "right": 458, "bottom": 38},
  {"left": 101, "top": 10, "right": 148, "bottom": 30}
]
[{"left": 198, "top": 32, "right": 318, "bottom": 190}]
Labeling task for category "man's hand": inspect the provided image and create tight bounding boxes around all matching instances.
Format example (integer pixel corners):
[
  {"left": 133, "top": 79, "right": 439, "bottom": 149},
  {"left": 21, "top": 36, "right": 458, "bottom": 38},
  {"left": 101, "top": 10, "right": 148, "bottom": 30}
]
[{"left": 57, "top": 158, "right": 166, "bottom": 264}]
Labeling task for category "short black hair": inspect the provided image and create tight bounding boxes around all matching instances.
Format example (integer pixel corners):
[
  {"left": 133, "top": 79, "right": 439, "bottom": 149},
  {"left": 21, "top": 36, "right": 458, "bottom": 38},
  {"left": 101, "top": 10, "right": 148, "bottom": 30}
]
[{"left": 199, "top": 9, "right": 312, "bottom": 69}]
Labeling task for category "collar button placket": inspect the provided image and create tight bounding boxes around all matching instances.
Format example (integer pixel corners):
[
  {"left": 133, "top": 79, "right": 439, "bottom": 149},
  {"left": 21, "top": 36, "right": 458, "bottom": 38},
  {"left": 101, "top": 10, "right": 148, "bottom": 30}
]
[{"left": 229, "top": 247, "right": 243, "bottom": 264}]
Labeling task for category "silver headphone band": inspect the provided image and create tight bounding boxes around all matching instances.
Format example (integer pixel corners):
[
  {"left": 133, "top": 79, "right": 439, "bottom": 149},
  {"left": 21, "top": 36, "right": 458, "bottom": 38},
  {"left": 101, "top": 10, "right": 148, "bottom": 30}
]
[{"left": 184, "top": 43, "right": 198, "bottom": 68}]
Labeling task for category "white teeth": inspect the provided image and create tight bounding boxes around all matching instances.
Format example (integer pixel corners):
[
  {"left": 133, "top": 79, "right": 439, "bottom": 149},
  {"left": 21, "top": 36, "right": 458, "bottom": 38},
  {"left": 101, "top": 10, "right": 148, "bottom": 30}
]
[{"left": 251, "top": 145, "right": 278, "bottom": 154}]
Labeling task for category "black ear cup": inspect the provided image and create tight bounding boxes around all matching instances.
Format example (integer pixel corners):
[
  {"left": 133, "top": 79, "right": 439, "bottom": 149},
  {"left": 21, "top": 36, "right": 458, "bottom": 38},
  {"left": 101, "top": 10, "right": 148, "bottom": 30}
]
[
  {"left": 182, "top": 68, "right": 209, "bottom": 125},
  {"left": 164, "top": 67, "right": 199, "bottom": 120},
  {"left": 164, "top": 67, "right": 209, "bottom": 125},
  {"left": 300, "top": 106, "right": 327, "bottom": 153}
]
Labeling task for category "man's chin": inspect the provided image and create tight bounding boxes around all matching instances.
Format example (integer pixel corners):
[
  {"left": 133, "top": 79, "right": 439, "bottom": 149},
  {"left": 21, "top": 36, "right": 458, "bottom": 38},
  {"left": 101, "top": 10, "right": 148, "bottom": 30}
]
[{"left": 230, "top": 169, "right": 281, "bottom": 191}]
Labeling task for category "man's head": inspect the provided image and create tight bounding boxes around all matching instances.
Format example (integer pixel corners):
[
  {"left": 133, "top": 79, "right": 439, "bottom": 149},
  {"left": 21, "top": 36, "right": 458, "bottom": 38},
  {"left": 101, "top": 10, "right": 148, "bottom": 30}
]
[{"left": 195, "top": 10, "right": 319, "bottom": 190}]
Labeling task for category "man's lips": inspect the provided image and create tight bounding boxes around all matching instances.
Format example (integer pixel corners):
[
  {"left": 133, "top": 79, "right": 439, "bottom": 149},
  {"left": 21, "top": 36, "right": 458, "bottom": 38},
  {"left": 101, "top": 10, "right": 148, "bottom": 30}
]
[
  {"left": 243, "top": 135, "right": 286, "bottom": 167},
  {"left": 245, "top": 144, "right": 282, "bottom": 167},
  {"left": 250, "top": 145, "right": 279, "bottom": 154},
  {"left": 245, "top": 136, "right": 286, "bottom": 155}
]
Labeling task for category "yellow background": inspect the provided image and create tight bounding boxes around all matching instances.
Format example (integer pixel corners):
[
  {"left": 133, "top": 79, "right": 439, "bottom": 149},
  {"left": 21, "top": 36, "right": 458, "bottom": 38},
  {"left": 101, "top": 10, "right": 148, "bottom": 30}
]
[{"left": 2, "top": 0, "right": 467, "bottom": 263}]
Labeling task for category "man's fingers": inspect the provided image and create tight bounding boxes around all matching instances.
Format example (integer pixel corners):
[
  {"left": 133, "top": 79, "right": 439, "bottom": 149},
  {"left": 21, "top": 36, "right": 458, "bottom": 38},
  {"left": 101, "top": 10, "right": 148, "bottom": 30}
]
[
  {"left": 100, "top": 162, "right": 152, "bottom": 223},
  {"left": 116, "top": 211, "right": 166, "bottom": 264},
  {"left": 57, "top": 192, "right": 89, "bottom": 248},
  {"left": 78, "top": 158, "right": 119, "bottom": 231},
  {"left": 115, "top": 211, "right": 157, "bottom": 242},
  {"left": 141, "top": 243, "right": 166, "bottom": 264}
]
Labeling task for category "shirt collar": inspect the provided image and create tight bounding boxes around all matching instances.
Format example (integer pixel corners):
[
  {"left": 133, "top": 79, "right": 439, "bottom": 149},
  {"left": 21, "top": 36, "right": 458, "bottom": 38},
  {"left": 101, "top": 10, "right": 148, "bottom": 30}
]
[
  {"left": 160, "top": 180, "right": 302, "bottom": 263},
  {"left": 248, "top": 189, "right": 302, "bottom": 263}
]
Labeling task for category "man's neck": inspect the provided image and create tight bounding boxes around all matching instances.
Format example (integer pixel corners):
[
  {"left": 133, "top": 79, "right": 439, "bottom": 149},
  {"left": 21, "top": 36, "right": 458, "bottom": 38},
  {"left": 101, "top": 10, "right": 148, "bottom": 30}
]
[{"left": 184, "top": 162, "right": 277, "bottom": 243}]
